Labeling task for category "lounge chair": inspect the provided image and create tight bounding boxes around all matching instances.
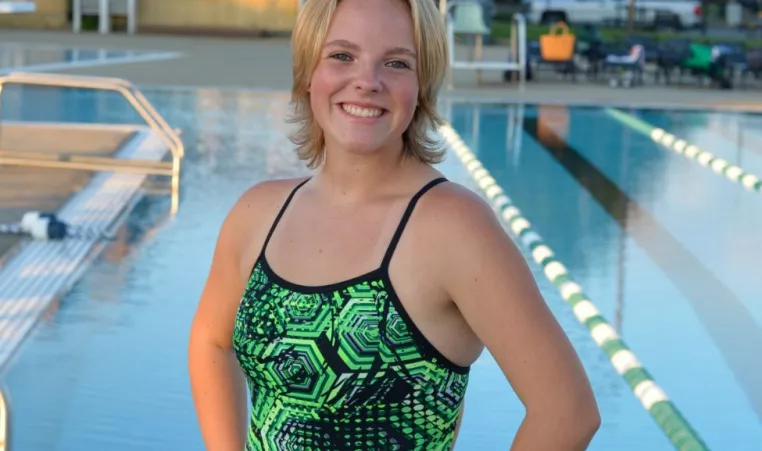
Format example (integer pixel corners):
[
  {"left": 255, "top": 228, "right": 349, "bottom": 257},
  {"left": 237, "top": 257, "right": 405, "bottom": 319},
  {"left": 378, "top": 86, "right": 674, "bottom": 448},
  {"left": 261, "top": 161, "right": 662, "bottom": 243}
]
[{"left": 602, "top": 44, "right": 646, "bottom": 87}]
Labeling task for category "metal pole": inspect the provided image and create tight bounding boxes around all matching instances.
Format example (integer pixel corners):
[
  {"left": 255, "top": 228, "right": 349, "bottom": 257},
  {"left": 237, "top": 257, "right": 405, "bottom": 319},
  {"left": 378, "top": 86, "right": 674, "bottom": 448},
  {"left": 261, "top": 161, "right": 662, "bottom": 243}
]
[
  {"left": 127, "top": 0, "right": 137, "bottom": 35},
  {"left": 0, "top": 384, "right": 9, "bottom": 451},
  {"left": 72, "top": 0, "right": 82, "bottom": 33},
  {"left": 517, "top": 15, "right": 526, "bottom": 91},
  {"left": 99, "top": 0, "right": 110, "bottom": 35}
]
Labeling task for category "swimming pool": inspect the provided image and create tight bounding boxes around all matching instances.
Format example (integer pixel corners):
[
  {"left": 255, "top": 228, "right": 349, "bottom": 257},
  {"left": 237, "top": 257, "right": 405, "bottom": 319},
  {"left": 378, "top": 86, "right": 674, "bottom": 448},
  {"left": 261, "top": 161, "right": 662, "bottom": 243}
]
[{"left": 1, "top": 86, "right": 761, "bottom": 450}]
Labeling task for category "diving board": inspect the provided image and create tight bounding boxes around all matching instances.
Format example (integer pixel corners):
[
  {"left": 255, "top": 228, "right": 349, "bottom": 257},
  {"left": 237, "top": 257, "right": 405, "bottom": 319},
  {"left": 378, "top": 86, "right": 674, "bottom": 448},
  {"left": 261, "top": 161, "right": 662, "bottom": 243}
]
[{"left": 0, "top": 1, "right": 36, "bottom": 13}]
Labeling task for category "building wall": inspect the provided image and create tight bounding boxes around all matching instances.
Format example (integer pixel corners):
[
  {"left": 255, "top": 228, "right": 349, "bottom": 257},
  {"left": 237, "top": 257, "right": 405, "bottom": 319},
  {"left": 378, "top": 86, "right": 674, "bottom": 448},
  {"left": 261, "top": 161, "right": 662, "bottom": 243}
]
[
  {"left": 139, "top": 0, "right": 300, "bottom": 35},
  {"left": 0, "top": 0, "right": 300, "bottom": 34}
]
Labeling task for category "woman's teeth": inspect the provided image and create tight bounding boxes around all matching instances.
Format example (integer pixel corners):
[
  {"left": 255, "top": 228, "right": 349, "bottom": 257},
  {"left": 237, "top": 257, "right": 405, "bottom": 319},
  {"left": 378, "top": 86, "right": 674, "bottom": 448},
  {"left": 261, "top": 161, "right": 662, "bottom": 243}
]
[{"left": 342, "top": 104, "right": 383, "bottom": 118}]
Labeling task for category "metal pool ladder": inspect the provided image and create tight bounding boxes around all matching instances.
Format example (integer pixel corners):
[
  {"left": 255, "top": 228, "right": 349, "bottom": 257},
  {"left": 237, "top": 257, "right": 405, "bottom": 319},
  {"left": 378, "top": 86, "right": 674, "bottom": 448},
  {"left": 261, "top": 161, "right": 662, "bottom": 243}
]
[
  {"left": 0, "top": 72, "right": 184, "bottom": 215},
  {"left": 440, "top": 1, "right": 527, "bottom": 90},
  {"left": 0, "top": 385, "right": 8, "bottom": 451}
]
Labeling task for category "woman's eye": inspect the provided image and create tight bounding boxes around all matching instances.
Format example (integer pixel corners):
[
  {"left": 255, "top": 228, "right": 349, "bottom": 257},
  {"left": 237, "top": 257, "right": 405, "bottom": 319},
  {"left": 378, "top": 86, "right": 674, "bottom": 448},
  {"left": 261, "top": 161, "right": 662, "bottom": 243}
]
[
  {"left": 329, "top": 53, "right": 352, "bottom": 61},
  {"left": 387, "top": 60, "right": 410, "bottom": 69}
]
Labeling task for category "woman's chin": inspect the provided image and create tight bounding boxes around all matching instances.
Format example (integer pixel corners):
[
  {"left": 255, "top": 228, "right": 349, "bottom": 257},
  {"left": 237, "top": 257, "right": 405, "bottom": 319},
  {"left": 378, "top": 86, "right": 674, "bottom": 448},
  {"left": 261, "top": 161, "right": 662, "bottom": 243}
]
[{"left": 331, "top": 139, "right": 392, "bottom": 158}]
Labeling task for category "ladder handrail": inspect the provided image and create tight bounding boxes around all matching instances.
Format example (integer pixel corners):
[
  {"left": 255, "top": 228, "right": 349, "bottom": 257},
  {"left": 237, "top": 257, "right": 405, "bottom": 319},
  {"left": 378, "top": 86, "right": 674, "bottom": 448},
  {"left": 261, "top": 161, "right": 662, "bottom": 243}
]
[
  {"left": 0, "top": 72, "right": 183, "bottom": 158},
  {"left": 0, "top": 385, "right": 8, "bottom": 451},
  {"left": 512, "top": 13, "right": 527, "bottom": 90},
  {"left": 0, "top": 72, "right": 183, "bottom": 214},
  {"left": 441, "top": 2, "right": 527, "bottom": 91}
]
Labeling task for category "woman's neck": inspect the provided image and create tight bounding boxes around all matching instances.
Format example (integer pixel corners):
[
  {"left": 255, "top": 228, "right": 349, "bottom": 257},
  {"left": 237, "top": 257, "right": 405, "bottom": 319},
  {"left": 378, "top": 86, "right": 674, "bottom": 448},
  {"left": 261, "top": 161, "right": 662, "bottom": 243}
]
[{"left": 312, "top": 142, "right": 410, "bottom": 204}]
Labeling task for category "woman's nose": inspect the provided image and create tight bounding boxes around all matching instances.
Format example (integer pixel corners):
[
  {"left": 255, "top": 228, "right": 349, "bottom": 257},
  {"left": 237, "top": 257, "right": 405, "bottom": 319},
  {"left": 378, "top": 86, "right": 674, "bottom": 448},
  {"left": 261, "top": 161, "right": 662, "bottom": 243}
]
[{"left": 352, "top": 61, "right": 382, "bottom": 93}]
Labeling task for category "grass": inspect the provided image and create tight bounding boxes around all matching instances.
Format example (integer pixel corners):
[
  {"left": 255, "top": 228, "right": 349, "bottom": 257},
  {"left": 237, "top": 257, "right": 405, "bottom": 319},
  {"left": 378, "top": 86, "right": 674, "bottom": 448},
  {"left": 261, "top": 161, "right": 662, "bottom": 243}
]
[{"left": 491, "top": 21, "right": 762, "bottom": 48}]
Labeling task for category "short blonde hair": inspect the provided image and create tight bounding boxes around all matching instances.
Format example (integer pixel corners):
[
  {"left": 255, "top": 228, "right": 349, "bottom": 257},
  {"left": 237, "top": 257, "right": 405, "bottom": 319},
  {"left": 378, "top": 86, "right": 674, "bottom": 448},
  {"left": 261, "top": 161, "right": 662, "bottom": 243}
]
[{"left": 287, "top": 0, "right": 449, "bottom": 168}]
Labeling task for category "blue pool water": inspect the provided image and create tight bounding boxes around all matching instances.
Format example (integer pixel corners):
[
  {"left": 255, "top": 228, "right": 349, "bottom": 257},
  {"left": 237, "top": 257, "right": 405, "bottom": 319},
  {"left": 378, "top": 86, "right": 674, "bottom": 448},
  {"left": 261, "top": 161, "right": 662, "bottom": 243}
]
[{"left": 1, "top": 86, "right": 761, "bottom": 450}]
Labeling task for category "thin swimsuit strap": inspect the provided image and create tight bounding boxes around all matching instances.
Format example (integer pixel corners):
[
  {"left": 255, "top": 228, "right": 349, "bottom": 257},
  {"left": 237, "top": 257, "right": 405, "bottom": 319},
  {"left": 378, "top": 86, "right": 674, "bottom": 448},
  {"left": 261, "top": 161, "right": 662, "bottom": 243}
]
[
  {"left": 260, "top": 177, "right": 311, "bottom": 254},
  {"left": 380, "top": 177, "right": 448, "bottom": 269},
  {"left": 260, "top": 176, "right": 448, "bottom": 270}
]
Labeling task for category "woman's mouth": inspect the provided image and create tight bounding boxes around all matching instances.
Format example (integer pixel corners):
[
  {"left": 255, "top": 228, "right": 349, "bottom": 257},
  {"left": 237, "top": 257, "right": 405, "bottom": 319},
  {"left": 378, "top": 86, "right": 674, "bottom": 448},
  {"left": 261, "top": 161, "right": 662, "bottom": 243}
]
[{"left": 341, "top": 103, "right": 385, "bottom": 118}]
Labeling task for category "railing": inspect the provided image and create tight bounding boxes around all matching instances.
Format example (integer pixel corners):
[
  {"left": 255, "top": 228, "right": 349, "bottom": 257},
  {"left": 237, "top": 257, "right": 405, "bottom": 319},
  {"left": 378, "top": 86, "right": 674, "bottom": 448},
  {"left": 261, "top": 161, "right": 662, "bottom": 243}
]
[
  {"left": 0, "top": 385, "right": 8, "bottom": 451},
  {"left": 442, "top": 1, "right": 526, "bottom": 91},
  {"left": 510, "top": 13, "right": 527, "bottom": 89},
  {"left": 0, "top": 72, "right": 184, "bottom": 215}
]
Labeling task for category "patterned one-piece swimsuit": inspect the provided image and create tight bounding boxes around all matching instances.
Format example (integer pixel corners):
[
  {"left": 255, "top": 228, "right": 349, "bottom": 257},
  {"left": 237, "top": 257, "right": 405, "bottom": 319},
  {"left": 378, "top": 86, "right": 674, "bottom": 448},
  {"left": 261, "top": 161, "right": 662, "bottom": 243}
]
[{"left": 232, "top": 177, "right": 471, "bottom": 451}]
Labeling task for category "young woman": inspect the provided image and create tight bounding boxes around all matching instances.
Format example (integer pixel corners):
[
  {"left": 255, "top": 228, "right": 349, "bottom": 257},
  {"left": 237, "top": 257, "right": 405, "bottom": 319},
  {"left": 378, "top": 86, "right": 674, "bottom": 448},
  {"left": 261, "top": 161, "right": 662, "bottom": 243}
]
[{"left": 188, "top": 0, "right": 600, "bottom": 450}]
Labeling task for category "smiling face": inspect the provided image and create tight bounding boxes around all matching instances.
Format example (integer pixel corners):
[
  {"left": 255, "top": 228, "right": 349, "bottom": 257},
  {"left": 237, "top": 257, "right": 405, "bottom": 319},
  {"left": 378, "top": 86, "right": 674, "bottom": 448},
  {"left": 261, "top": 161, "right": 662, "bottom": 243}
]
[{"left": 308, "top": 0, "right": 419, "bottom": 159}]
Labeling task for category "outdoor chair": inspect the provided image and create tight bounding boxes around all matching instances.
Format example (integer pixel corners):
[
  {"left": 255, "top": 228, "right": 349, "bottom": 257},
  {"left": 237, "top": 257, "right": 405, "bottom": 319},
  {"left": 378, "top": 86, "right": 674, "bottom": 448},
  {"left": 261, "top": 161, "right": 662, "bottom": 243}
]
[{"left": 602, "top": 44, "right": 646, "bottom": 87}]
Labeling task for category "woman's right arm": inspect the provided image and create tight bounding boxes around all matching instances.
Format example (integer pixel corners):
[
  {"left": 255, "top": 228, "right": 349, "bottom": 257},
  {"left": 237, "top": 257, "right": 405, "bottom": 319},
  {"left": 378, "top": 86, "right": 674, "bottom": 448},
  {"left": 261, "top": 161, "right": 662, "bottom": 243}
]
[{"left": 188, "top": 192, "right": 255, "bottom": 451}]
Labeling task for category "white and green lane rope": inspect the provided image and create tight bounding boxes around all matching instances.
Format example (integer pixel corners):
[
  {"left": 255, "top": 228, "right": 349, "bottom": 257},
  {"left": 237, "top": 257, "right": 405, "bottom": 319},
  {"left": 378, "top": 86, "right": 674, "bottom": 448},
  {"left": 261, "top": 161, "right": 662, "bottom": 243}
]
[
  {"left": 606, "top": 108, "right": 762, "bottom": 195},
  {"left": 437, "top": 123, "right": 709, "bottom": 451}
]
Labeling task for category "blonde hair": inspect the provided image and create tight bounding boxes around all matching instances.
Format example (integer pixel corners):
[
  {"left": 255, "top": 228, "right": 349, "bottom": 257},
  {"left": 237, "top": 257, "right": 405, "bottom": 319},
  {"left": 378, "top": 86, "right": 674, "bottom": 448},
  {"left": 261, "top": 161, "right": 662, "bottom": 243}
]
[{"left": 287, "top": 0, "right": 449, "bottom": 168}]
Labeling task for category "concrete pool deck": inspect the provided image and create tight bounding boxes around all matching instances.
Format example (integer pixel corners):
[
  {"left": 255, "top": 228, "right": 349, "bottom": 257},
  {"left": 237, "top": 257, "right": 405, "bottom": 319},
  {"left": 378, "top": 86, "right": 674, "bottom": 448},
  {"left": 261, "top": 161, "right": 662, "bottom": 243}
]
[{"left": 0, "top": 29, "right": 761, "bottom": 112}]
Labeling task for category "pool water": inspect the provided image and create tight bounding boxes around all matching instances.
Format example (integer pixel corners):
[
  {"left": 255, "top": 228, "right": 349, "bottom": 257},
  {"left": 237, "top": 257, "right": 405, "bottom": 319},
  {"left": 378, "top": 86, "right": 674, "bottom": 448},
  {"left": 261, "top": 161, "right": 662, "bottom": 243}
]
[
  {"left": 1, "top": 87, "right": 761, "bottom": 450},
  {"left": 447, "top": 102, "right": 762, "bottom": 450}
]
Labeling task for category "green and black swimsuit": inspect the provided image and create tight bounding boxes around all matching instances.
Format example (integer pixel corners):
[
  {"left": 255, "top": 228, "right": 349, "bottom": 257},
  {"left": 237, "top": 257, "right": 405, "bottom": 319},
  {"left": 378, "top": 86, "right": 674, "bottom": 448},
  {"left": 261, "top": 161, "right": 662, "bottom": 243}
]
[{"left": 233, "top": 177, "right": 470, "bottom": 450}]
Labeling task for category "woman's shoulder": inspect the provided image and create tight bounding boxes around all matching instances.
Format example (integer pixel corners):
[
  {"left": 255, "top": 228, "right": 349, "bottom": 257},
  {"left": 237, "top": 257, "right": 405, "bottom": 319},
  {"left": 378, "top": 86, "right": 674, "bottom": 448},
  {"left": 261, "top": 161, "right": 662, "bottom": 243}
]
[
  {"left": 411, "top": 178, "right": 519, "bottom": 265},
  {"left": 234, "top": 177, "right": 310, "bottom": 214},
  {"left": 416, "top": 180, "right": 499, "bottom": 233},
  {"left": 219, "top": 177, "right": 310, "bottom": 245}
]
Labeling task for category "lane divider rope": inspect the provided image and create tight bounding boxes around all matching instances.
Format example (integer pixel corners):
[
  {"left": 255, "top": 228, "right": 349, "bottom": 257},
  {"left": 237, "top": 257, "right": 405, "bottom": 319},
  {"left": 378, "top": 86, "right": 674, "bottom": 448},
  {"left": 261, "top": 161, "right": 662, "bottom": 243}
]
[
  {"left": 437, "top": 122, "right": 710, "bottom": 451},
  {"left": 605, "top": 108, "right": 762, "bottom": 195}
]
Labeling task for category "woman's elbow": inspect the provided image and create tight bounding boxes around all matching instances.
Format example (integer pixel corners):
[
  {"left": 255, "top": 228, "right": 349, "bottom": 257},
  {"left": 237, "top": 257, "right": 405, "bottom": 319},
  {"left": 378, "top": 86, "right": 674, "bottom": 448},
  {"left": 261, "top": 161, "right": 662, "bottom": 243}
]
[
  {"left": 546, "top": 392, "right": 601, "bottom": 445},
  {"left": 583, "top": 405, "right": 601, "bottom": 438},
  {"left": 572, "top": 394, "right": 601, "bottom": 444}
]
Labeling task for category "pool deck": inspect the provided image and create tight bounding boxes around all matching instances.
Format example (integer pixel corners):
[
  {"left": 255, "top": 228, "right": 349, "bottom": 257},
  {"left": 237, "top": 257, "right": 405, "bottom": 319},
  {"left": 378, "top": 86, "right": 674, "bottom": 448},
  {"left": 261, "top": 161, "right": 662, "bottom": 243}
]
[{"left": 1, "top": 29, "right": 761, "bottom": 112}]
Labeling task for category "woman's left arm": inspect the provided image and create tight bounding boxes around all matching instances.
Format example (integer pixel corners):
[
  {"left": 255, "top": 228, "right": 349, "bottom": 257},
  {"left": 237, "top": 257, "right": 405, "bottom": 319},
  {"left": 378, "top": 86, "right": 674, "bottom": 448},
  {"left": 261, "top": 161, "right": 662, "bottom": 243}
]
[{"left": 438, "top": 188, "right": 601, "bottom": 450}]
